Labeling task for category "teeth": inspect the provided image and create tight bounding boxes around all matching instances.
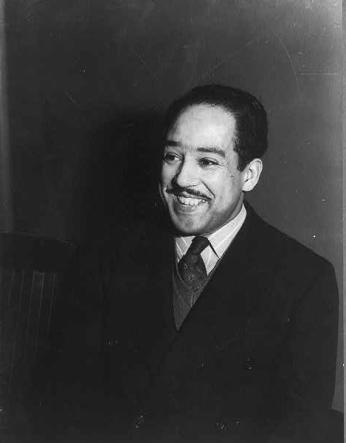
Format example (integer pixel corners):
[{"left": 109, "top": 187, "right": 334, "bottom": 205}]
[{"left": 176, "top": 196, "right": 205, "bottom": 206}]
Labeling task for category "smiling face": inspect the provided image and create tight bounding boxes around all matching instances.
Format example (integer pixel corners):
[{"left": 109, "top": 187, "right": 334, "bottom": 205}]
[{"left": 160, "top": 103, "right": 251, "bottom": 236}]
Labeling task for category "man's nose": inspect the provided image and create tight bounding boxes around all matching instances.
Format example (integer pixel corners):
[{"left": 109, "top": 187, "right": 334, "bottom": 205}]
[{"left": 173, "top": 159, "right": 198, "bottom": 188}]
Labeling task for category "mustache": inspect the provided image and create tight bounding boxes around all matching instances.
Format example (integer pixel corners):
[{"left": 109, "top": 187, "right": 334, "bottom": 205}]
[{"left": 166, "top": 185, "right": 210, "bottom": 200}]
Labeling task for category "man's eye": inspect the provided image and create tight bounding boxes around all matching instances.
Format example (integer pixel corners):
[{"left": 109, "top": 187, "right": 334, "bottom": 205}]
[
  {"left": 199, "top": 158, "right": 218, "bottom": 167},
  {"left": 163, "top": 152, "right": 179, "bottom": 163}
]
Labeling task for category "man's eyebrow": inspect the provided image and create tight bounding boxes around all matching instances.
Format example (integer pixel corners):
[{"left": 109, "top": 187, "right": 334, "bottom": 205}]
[
  {"left": 197, "top": 147, "right": 225, "bottom": 158},
  {"left": 165, "top": 140, "right": 226, "bottom": 158}
]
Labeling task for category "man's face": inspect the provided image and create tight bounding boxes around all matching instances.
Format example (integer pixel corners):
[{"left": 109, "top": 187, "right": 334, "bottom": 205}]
[{"left": 160, "top": 103, "right": 249, "bottom": 236}]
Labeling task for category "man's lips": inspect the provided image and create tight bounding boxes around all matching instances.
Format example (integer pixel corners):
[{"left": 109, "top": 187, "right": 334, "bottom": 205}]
[
  {"left": 165, "top": 190, "right": 210, "bottom": 210},
  {"left": 164, "top": 188, "right": 211, "bottom": 211},
  {"left": 175, "top": 195, "right": 207, "bottom": 207}
]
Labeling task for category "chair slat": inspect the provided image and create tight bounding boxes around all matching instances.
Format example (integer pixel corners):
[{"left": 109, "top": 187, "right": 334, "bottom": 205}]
[{"left": 0, "top": 232, "right": 76, "bottom": 406}]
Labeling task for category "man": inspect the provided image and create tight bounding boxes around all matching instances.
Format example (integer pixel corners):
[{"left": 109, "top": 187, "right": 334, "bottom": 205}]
[{"left": 101, "top": 85, "right": 339, "bottom": 442}]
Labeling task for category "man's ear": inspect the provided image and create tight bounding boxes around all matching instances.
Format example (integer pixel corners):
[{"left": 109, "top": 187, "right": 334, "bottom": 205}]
[{"left": 241, "top": 158, "right": 263, "bottom": 192}]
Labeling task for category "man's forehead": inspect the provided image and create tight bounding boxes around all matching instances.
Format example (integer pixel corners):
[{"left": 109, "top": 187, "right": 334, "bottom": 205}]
[{"left": 166, "top": 103, "right": 236, "bottom": 151}]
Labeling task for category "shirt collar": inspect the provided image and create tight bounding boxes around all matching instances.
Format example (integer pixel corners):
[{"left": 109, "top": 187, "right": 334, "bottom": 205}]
[{"left": 175, "top": 204, "right": 247, "bottom": 261}]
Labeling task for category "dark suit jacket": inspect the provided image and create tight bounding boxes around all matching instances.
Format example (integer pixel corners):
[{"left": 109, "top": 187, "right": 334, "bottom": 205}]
[{"left": 60, "top": 203, "right": 338, "bottom": 442}]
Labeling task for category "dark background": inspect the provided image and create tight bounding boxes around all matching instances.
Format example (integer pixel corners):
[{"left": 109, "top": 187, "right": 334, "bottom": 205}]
[{"left": 1, "top": 0, "right": 342, "bottom": 410}]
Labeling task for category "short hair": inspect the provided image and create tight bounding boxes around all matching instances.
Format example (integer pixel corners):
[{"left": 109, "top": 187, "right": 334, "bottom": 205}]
[{"left": 164, "top": 84, "right": 268, "bottom": 171}]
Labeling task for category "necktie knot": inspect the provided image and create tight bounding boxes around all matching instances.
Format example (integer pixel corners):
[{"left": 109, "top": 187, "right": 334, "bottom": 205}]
[{"left": 188, "top": 236, "right": 210, "bottom": 256}]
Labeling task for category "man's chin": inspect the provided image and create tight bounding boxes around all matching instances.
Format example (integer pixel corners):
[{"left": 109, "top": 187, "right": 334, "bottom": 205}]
[{"left": 170, "top": 216, "right": 207, "bottom": 236}]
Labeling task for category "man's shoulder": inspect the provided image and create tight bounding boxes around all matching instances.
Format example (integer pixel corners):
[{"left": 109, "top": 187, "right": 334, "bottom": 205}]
[
  {"left": 95, "top": 205, "right": 335, "bottom": 278},
  {"left": 247, "top": 204, "right": 334, "bottom": 277}
]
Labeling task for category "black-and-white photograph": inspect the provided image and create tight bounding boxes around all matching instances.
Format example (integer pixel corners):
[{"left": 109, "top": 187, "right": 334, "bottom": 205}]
[{"left": 0, "top": 1, "right": 343, "bottom": 442}]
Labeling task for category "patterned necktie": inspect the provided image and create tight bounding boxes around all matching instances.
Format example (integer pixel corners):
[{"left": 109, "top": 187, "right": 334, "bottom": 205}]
[{"left": 178, "top": 236, "right": 210, "bottom": 291}]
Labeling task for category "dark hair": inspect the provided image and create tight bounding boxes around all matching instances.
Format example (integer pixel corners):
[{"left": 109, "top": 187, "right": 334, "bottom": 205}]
[{"left": 164, "top": 84, "right": 268, "bottom": 170}]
